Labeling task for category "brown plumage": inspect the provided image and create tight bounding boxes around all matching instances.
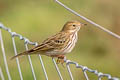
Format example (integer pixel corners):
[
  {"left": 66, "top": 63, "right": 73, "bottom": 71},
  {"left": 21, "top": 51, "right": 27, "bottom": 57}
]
[{"left": 11, "top": 20, "right": 86, "bottom": 63}]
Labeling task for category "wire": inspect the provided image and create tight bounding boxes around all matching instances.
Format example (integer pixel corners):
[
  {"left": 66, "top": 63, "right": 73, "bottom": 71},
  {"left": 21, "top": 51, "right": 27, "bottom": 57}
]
[
  {"left": 0, "top": 21, "right": 119, "bottom": 80},
  {"left": 55, "top": 0, "right": 120, "bottom": 39}
]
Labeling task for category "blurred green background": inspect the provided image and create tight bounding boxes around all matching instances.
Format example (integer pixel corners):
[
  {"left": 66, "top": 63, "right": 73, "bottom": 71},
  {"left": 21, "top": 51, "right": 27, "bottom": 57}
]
[{"left": 0, "top": 0, "right": 120, "bottom": 80}]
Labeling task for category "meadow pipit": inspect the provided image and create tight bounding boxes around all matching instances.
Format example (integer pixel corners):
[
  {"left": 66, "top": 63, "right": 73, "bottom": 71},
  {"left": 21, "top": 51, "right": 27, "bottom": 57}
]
[{"left": 11, "top": 21, "right": 86, "bottom": 63}]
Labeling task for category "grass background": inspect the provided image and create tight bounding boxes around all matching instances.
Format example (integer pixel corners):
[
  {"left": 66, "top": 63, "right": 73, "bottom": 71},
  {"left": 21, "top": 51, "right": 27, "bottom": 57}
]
[{"left": 0, "top": 0, "right": 120, "bottom": 80}]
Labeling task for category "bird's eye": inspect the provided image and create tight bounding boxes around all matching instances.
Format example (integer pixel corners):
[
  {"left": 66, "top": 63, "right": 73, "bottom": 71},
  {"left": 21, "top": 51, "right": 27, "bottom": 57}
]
[{"left": 72, "top": 24, "right": 76, "bottom": 27}]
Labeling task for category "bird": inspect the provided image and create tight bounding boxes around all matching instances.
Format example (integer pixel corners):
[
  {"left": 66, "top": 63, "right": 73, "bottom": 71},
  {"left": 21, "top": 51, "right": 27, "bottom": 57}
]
[{"left": 11, "top": 20, "right": 86, "bottom": 64}]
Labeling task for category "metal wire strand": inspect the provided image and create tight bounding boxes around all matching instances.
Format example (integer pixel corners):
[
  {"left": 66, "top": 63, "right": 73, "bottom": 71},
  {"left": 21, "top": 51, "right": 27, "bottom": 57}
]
[
  {"left": 0, "top": 67, "right": 5, "bottom": 80},
  {"left": 0, "top": 30, "right": 12, "bottom": 80},
  {"left": 38, "top": 55, "right": 48, "bottom": 80},
  {"left": 66, "top": 65, "right": 74, "bottom": 80},
  {"left": 0, "top": 23, "right": 120, "bottom": 80},
  {"left": 83, "top": 71, "right": 89, "bottom": 80},
  {"left": 65, "top": 60, "right": 119, "bottom": 80},
  {"left": 12, "top": 37, "right": 23, "bottom": 80},
  {"left": 55, "top": 0, "right": 120, "bottom": 40},
  {"left": 0, "top": 23, "right": 48, "bottom": 80},
  {"left": 25, "top": 44, "right": 37, "bottom": 80},
  {"left": 52, "top": 58, "right": 63, "bottom": 80}
]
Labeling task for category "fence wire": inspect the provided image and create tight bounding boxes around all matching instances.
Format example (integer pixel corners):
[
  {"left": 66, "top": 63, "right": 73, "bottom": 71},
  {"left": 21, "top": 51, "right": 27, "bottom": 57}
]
[
  {"left": 0, "top": 23, "right": 119, "bottom": 80},
  {"left": 0, "top": 23, "right": 48, "bottom": 80},
  {"left": 0, "top": 29, "right": 11, "bottom": 80},
  {"left": 55, "top": 0, "right": 120, "bottom": 40},
  {"left": 0, "top": 67, "right": 5, "bottom": 80},
  {"left": 0, "top": 0, "right": 120, "bottom": 80}
]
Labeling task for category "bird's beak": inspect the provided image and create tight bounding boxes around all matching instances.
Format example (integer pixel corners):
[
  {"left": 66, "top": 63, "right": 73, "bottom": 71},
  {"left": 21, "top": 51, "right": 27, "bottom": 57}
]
[{"left": 81, "top": 23, "right": 87, "bottom": 26}]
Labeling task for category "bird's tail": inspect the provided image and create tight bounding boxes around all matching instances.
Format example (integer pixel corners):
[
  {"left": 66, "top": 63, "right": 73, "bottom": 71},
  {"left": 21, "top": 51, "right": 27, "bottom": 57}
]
[{"left": 11, "top": 49, "right": 36, "bottom": 60}]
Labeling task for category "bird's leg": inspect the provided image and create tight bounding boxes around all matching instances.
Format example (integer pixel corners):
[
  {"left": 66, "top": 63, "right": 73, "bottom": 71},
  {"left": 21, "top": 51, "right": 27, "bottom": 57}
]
[
  {"left": 56, "top": 55, "right": 66, "bottom": 64},
  {"left": 50, "top": 55, "right": 66, "bottom": 64}
]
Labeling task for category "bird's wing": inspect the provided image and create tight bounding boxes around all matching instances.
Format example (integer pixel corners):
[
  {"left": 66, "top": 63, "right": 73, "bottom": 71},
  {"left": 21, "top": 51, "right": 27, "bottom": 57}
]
[
  {"left": 11, "top": 32, "right": 70, "bottom": 60},
  {"left": 32, "top": 32, "right": 70, "bottom": 52}
]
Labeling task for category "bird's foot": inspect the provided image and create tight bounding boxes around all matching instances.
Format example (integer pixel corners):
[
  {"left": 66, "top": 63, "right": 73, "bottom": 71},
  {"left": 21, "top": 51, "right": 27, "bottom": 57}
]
[
  {"left": 50, "top": 55, "right": 66, "bottom": 66},
  {"left": 57, "top": 58, "right": 64, "bottom": 64},
  {"left": 56, "top": 55, "right": 66, "bottom": 65}
]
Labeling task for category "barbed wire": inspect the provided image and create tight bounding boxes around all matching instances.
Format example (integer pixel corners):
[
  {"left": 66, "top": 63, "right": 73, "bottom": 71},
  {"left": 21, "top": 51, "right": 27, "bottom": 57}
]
[
  {"left": 0, "top": 22, "right": 119, "bottom": 80},
  {"left": 54, "top": 0, "right": 120, "bottom": 40}
]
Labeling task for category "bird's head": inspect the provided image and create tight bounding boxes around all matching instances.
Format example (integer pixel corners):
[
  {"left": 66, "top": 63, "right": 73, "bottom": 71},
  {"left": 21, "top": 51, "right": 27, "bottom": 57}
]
[{"left": 61, "top": 20, "right": 86, "bottom": 33}]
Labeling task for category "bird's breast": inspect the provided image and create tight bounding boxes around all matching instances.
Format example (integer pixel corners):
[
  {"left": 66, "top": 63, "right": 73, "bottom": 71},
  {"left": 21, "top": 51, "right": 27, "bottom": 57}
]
[
  {"left": 45, "top": 32, "right": 78, "bottom": 56},
  {"left": 62, "top": 32, "right": 78, "bottom": 54}
]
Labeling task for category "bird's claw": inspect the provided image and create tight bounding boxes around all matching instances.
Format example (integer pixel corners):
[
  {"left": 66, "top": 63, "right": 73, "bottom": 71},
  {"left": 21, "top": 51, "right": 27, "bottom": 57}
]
[
  {"left": 56, "top": 58, "right": 65, "bottom": 67},
  {"left": 56, "top": 58, "right": 65, "bottom": 64},
  {"left": 56, "top": 56, "right": 67, "bottom": 68}
]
